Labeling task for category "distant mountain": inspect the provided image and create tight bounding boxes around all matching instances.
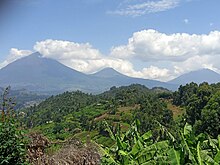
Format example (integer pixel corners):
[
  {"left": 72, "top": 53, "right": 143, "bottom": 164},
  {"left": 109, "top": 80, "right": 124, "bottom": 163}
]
[
  {"left": 92, "top": 67, "right": 127, "bottom": 78},
  {"left": 0, "top": 52, "right": 91, "bottom": 92},
  {"left": 168, "top": 69, "right": 220, "bottom": 85},
  {"left": 0, "top": 52, "right": 177, "bottom": 93},
  {"left": 92, "top": 68, "right": 177, "bottom": 92}
]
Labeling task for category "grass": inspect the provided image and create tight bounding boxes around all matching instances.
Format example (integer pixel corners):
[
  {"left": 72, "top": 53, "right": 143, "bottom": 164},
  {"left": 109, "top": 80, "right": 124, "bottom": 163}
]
[
  {"left": 165, "top": 99, "right": 185, "bottom": 119},
  {"left": 94, "top": 135, "right": 114, "bottom": 147},
  {"left": 94, "top": 105, "right": 138, "bottom": 122},
  {"left": 74, "top": 130, "right": 115, "bottom": 147},
  {"left": 74, "top": 130, "right": 99, "bottom": 142},
  {"left": 74, "top": 104, "right": 107, "bottom": 119}
]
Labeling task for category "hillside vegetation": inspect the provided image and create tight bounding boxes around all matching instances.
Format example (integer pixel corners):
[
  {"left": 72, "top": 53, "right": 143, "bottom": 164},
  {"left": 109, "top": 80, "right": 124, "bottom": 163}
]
[{"left": 2, "top": 83, "right": 220, "bottom": 164}]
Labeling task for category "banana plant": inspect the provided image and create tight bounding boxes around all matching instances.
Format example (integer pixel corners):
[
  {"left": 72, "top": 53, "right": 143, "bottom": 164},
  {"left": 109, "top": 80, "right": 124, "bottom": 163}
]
[
  {"left": 101, "top": 120, "right": 170, "bottom": 165},
  {"left": 100, "top": 121, "right": 220, "bottom": 165},
  {"left": 167, "top": 123, "right": 220, "bottom": 165}
]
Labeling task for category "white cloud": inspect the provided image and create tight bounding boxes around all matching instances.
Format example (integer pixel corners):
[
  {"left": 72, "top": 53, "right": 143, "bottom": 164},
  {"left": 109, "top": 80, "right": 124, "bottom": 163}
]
[
  {"left": 33, "top": 39, "right": 171, "bottom": 80},
  {"left": 0, "top": 48, "right": 33, "bottom": 68},
  {"left": 141, "top": 66, "right": 170, "bottom": 80},
  {"left": 2, "top": 29, "right": 220, "bottom": 82},
  {"left": 33, "top": 39, "right": 136, "bottom": 75},
  {"left": 110, "top": 29, "right": 220, "bottom": 80},
  {"left": 61, "top": 57, "right": 135, "bottom": 74},
  {"left": 34, "top": 39, "right": 101, "bottom": 60},
  {"left": 129, "top": 66, "right": 171, "bottom": 81},
  {"left": 109, "top": 0, "right": 180, "bottom": 17},
  {"left": 111, "top": 30, "right": 220, "bottom": 62},
  {"left": 173, "top": 55, "right": 220, "bottom": 75}
]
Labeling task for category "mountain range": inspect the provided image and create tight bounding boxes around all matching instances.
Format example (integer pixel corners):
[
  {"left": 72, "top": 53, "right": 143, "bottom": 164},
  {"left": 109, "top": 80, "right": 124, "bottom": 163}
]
[
  {"left": 0, "top": 52, "right": 219, "bottom": 94},
  {"left": 168, "top": 69, "right": 220, "bottom": 85}
]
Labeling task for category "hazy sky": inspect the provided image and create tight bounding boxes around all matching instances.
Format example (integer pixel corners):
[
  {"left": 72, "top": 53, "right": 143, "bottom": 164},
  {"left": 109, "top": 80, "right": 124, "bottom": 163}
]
[{"left": 1, "top": 0, "right": 220, "bottom": 81}]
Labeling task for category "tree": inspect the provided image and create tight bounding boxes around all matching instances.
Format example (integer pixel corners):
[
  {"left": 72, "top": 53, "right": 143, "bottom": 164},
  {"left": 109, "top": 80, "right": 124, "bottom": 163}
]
[
  {"left": 135, "top": 98, "right": 173, "bottom": 134},
  {"left": 195, "top": 91, "right": 220, "bottom": 137}
]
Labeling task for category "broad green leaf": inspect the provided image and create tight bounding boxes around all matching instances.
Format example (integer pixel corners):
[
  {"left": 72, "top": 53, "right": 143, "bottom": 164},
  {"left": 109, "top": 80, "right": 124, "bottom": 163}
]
[
  {"left": 118, "top": 150, "right": 128, "bottom": 156},
  {"left": 131, "top": 141, "right": 140, "bottom": 156},
  {"left": 184, "top": 123, "right": 192, "bottom": 136},
  {"left": 116, "top": 136, "right": 127, "bottom": 150},
  {"left": 200, "top": 150, "right": 215, "bottom": 164},
  {"left": 208, "top": 135, "right": 218, "bottom": 151},
  {"left": 181, "top": 132, "right": 196, "bottom": 163},
  {"left": 154, "top": 140, "right": 169, "bottom": 150},
  {"left": 99, "top": 145, "right": 118, "bottom": 164},
  {"left": 141, "top": 131, "right": 152, "bottom": 141},
  {"left": 168, "top": 148, "right": 180, "bottom": 165},
  {"left": 104, "top": 121, "right": 115, "bottom": 140},
  {"left": 155, "top": 120, "right": 176, "bottom": 142},
  {"left": 138, "top": 151, "right": 154, "bottom": 161},
  {"left": 197, "top": 141, "right": 203, "bottom": 165},
  {"left": 214, "top": 150, "right": 220, "bottom": 163}
]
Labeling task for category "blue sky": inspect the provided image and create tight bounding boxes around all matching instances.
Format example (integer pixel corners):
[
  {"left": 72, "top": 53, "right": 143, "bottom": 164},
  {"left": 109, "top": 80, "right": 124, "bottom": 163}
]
[{"left": 1, "top": 0, "right": 220, "bottom": 81}]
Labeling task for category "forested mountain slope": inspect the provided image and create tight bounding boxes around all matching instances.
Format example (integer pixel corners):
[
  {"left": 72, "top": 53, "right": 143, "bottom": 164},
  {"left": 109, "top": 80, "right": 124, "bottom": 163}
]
[{"left": 11, "top": 83, "right": 220, "bottom": 164}]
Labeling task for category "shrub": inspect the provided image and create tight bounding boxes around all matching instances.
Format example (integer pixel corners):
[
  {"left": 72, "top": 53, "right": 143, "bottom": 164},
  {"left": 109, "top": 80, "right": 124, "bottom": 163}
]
[{"left": 0, "top": 87, "right": 28, "bottom": 165}]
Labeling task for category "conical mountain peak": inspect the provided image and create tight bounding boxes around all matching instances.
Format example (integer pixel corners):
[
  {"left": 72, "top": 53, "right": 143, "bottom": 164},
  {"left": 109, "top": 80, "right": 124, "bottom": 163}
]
[
  {"left": 92, "top": 67, "right": 125, "bottom": 78},
  {"left": 168, "top": 68, "right": 220, "bottom": 85}
]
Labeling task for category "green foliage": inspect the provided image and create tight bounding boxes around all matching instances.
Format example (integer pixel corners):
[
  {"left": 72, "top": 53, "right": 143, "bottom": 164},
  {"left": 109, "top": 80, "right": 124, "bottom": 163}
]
[
  {"left": 134, "top": 97, "right": 174, "bottom": 134},
  {"left": 101, "top": 121, "right": 220, "bottom": 165},
  {"left": 195, "top": 91, "right": 220, "bottom": 137},
  {"left": 173, "top": 82, "right": 220, "bottom": 137},
  {"left": 20, "top": 84, "right": 161, "bottom": 142},
  {"left": 22, "top": 90, "right": 96, "bottom": 127},
  {"left": 173, "top": 82, "right": 199, "bottom": 106},
  {"left": 101, "top": 120, "right": 170, "bottom": 165},
  {"left": 0, "top": 119, "right": 28, "bottom": 165},
  {"left": 99, "top": 84, "right": 152, "bottom": 107},
  {"left": 0, "top": 87, "right": 28, "bottom": 165},
  {"left": 14, "top": 82, "right": 220, "bottom": 163}
]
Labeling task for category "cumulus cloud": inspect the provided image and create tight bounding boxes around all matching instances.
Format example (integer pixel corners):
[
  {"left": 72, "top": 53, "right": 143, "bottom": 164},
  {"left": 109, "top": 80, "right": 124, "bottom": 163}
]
[
  {"left": 111, "top": 30, "right": 220, "bottom": 62},
  {"left": 2, "top": 29, "right": 220, "bottom": 81},
  {"left": 34, "top": 39, "right": 102, "bottom": 60},
  {"left": 173, "top": 55, "right": 220, "bottom": 75},
  {"left": 109, "top": 0, "right": 180, "bottom": 17},
  {"left": 0, "top": 48, "right": 33, "bottom": 68},
  {"left": 33, "top": 39, "right": 171, "bottom": 80},
  {"left": 128, "top": 66, "right": 171, "bottom": 81},
  {"left": 60, "top": 57, "right": 135, "bottom": 74},
  {"left": 33, "top": 39, "right": 136, "bottom": 75}
]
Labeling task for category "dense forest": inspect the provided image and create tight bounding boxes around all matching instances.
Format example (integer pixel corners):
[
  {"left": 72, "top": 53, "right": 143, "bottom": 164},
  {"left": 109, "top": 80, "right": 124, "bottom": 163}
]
[{"left": 1, "top": 83, "right": 220, "bottom": 164}]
